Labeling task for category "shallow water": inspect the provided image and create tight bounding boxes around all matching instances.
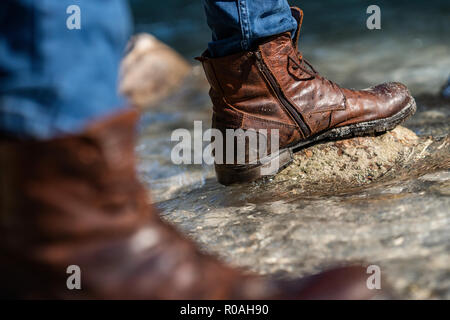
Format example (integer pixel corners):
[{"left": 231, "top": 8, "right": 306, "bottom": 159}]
[{"left": 133, "top": 0, "right": 450, "bottom": 299}]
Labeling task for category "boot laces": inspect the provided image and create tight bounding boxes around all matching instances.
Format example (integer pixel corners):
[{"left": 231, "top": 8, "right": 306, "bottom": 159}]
[
  {"left": 292, "top": 12, "right": 338, "bottom": 89},
  {"left": 292, "top": 52, "right": 318, "bottom": 78}
]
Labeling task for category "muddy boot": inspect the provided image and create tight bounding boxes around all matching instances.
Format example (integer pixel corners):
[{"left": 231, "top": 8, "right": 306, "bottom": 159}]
[
  {"left": 0, "top": 110, "right": 379, "bottom": 299},
  {"left": 197, "top": 7, "right": 416, "bottom": 185}
]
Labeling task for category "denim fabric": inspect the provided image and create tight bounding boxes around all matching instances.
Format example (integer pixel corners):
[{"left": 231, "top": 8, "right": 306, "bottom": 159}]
[
  {"left": 203, "top": 0, "right": 297, "bottom": 57},
  {"left": 0, "top": 0, "right": 132, "bottom": 139}
]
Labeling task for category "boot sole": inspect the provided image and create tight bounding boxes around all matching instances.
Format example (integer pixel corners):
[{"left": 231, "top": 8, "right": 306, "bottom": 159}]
[{"left": 216, "top": 98, "right": 417, "bottom": 185}]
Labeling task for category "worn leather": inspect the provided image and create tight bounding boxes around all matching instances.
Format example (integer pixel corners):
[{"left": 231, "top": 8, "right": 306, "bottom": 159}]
[
  {"left": 0, "top": 110, "right": 377, "bottom": 299},
  {"left": 199, "top": 7, "right": 413, "bottom": 150}
]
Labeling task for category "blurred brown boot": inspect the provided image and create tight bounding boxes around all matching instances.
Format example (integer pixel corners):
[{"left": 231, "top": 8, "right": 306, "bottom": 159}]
[
  {"left": 0, "top": 110, "right": 379, "bottom": 299},
  {"left": 198, "top": 7, "right": 416, "bottom": 185}
]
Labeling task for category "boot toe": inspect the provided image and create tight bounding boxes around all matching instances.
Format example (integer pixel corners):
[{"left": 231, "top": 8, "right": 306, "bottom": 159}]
[{"left": 373, "top": 82, "right": 414, "bottom": 117}]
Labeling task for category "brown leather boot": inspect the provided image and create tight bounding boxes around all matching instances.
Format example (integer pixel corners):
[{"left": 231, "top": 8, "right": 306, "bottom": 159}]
[
  {"left": 0, "top": 110, "right": 378, "bottom": 299},
  {"left": 198, "top": 7, "right": 416, "bottom": 185}
]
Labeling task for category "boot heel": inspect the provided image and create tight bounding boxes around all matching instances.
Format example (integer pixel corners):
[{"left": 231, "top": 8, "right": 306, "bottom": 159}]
[{"left": 215, "top": 148, "right": 293, "bottom": 185}]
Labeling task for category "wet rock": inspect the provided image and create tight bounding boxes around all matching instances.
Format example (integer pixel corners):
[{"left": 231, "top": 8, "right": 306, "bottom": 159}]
[
  {"left": 276, "top": 126, "right": 419, "bottom": 186},
  {"left": 120, "top": 33, "right": 191, "bottom": 109}
]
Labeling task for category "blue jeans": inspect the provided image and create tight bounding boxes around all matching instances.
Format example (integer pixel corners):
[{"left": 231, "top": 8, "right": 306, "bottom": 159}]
[
  {"left": 0, "top": 0, "right": 131, "bottom": 139},
  {"left": 204, "top": 0, "right": 297, "bottom": 57}
]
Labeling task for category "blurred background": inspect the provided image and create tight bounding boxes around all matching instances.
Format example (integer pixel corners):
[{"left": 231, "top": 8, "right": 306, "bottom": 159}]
[{"left": 129, "top": 0, "right": 450, "bottom": 95}]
